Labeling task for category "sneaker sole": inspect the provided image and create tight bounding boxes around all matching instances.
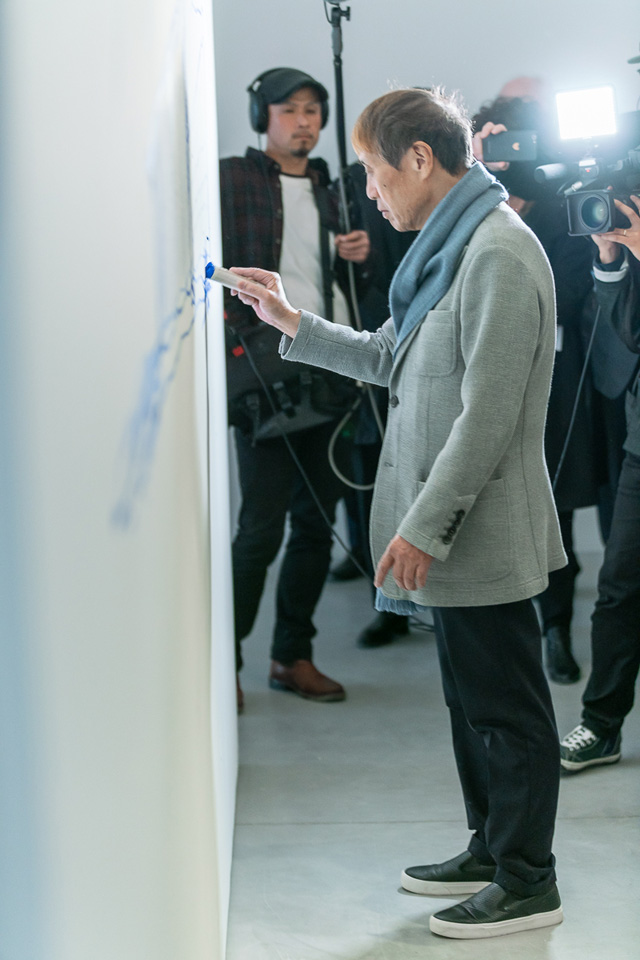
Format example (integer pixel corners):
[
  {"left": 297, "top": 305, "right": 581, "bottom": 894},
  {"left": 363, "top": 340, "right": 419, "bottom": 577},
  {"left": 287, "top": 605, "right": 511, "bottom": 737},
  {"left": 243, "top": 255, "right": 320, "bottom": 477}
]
[
  {"left": 401, "top": 871, "right": 492, "bottom": 896},
  {"left": 429, "top": 906, "right": 564, "bottom": 939},
  {"left": 560, "top": 753, "right": 621, "bottom": 772}
]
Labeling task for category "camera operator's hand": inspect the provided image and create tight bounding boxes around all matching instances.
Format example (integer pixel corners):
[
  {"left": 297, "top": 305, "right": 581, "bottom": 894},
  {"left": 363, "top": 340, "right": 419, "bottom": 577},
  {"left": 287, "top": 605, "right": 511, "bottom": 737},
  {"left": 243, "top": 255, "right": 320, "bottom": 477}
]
[
  {"left": 472, "top": 121, "right": 510, "bottom": 171},
  {"left": 596, "top": 195, "right": 640, "bottom": 264},
  {"left": 591, "top": 233, "right": 622, "bottom": 265},
  {"left": 335, "top": 229, "right": 370, "bottom": 263},
  {"left": 229, "top": 267, "right": 302, "bottom": 338}
]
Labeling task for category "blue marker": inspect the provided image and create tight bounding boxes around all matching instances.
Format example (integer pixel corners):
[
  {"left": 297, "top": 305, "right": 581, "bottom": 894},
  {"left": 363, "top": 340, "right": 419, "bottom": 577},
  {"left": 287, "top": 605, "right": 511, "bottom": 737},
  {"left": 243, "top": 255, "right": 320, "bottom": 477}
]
[{"left": 205, "top": 262, "right": 244, "bottom": 291}]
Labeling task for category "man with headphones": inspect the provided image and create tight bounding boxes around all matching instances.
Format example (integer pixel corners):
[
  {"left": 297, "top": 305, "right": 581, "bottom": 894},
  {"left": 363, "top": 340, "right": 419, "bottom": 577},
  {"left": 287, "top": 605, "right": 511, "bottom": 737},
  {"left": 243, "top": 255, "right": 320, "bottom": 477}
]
[{"left": 220, "top": 67, "right": 370, "bottom": 711}]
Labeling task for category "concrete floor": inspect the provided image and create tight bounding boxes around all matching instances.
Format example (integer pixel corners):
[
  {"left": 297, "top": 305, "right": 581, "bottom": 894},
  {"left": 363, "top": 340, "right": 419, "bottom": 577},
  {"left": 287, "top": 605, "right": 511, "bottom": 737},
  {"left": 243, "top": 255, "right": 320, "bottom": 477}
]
[{"left": 227, "top": 538, "right": 640, "bottom": 959}]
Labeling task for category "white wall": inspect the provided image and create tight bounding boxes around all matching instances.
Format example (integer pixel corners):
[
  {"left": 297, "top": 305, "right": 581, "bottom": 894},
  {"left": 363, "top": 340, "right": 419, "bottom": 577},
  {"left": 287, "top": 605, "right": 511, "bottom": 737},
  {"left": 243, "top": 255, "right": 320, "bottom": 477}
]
[
  {"left": 213, "top": 0, "right": 640, "bottom": 171},
  {"left": 0, "top": 2, "right": 235, "bottom": 958}
]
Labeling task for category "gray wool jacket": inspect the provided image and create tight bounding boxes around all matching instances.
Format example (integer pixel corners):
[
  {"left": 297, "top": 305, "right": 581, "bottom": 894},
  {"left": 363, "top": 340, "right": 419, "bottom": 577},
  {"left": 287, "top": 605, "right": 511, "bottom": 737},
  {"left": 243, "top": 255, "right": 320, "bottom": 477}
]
[{"left": 280, "top": 202, "right": 567, "bottom": 607}]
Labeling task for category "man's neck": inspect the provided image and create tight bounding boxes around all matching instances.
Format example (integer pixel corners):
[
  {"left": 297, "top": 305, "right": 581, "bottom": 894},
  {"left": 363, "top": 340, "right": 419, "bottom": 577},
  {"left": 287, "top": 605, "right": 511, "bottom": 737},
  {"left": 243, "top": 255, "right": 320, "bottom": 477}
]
[
  {"left": 265, "top": 147, "right": 309, "bottom": 176},
  {"left": 416, "top": 168, "right": 467, "bottom": 229}
]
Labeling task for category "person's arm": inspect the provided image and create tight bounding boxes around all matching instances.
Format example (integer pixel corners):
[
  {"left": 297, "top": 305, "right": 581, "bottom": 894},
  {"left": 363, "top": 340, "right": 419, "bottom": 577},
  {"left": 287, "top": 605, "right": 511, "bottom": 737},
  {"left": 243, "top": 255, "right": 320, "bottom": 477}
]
[
  {"left": 229, "top": 266, "right": 396, "bottom": 386},
  {"left": 592, "top": 195, "right": 640, "bottom": 354}
]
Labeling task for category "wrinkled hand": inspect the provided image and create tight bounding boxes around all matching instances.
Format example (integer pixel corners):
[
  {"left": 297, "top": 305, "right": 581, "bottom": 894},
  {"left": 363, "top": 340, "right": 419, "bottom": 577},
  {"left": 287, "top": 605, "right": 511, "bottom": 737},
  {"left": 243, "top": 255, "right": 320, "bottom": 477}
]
[
  {"left": 374, "top": 534, "right": 433, "bottom": 592},
  {"left": 335, "top": 229, "right": 370, "bottom": 263},
  {"left": 229, "top": 266, "right": 302, "bottom": 337},
  {"left": 472, "top": 121, "right": 510, "bottom": 172},
  {"left": 594, "top": 195, "right": 640, "bottom": 264}
]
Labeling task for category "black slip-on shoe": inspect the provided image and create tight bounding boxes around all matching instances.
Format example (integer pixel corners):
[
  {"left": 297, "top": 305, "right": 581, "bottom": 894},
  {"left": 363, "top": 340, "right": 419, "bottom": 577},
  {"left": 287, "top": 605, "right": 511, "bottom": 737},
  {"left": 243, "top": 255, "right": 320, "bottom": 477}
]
[
  {"left": 401, "top": 850, "right": 496, "bottom": 895},
  {"left": 430, "top": 882, "right": 563, "bottom": 939},
  {"left": 545, "top": 625, "right": 580, "bottom": 684},
  {"left": 357, "top": 612, "right": 409, "bottom": 648}
]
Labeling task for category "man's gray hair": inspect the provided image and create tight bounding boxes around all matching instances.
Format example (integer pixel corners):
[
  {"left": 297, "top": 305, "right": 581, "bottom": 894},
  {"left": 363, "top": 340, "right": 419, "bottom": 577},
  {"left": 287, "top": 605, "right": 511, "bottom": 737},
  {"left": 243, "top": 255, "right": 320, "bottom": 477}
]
[{"left": 352, "top": 87, "right": 473, "bottom": 175}]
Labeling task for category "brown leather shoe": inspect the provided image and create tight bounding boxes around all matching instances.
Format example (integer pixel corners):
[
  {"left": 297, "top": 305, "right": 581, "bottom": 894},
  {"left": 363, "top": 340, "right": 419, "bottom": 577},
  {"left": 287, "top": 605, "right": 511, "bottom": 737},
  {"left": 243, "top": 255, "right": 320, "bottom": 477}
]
[
  {"left": 269, "top": 659, "right": 346, "bottom": 702},
  {"left": 236, "top": 675, "right": 244, "bottom": 715}
]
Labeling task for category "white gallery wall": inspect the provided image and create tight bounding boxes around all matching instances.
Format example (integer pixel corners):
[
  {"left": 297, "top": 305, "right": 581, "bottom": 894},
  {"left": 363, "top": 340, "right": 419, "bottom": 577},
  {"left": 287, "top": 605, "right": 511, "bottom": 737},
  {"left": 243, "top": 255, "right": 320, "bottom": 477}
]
[
  {"left": 0, "top": 2, "right": 235, "bottom": 959},
  {"left": 213, "top": 0, "right": 640, "bottom": 172}
]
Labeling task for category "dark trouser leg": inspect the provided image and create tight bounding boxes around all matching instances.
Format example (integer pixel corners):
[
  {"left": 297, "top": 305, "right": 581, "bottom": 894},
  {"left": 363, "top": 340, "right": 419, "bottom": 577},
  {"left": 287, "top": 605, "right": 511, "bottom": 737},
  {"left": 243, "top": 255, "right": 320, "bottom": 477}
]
[
  {"left": 537, "top": 511, "right": 579, "bottom": 631},
  {"left": 583, "top": 452, "right": 640, "bottom": 737},
  {"left": 595, "top": 392, "right": 627, "bottom": 544},
  {"left": 232, "top": 429, "right": 295, "bottom": 671},
  {"left": 271, "top": 422, "right": 345, "bottom": 664},
  {"left": 432, "top": 601, "right": 559, "bottom": 897}
]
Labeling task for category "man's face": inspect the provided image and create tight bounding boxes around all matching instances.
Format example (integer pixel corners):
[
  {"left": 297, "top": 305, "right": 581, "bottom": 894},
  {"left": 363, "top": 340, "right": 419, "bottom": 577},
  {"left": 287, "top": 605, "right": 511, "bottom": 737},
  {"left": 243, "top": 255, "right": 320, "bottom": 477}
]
[
  {"left": 266, "top": 88, "right": 323, "bottom": 161},
  {"left": 357, "top": 147, "right": 429, "bottom": 232}
]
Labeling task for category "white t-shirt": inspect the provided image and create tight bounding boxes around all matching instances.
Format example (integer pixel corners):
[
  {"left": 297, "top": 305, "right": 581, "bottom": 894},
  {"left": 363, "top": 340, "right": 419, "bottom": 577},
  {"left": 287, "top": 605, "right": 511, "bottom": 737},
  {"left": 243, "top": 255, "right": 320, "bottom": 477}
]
[{"left": 278, "top": 173, "right": 351, "bottom": 326}]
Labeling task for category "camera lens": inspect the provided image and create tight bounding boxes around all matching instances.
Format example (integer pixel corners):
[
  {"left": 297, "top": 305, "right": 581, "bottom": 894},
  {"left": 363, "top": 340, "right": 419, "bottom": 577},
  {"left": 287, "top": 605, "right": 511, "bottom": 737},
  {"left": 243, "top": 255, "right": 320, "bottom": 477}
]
[{"left": 580, "top": 195, "right": 609, "bottom": 231}]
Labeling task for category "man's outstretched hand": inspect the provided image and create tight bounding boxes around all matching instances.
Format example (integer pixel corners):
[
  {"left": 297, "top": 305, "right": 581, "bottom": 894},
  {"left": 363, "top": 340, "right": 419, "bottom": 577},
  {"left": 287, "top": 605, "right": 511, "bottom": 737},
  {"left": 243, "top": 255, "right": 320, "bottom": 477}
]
[{"left": 228, "top": 266, "right": 302, "bottom": 338}]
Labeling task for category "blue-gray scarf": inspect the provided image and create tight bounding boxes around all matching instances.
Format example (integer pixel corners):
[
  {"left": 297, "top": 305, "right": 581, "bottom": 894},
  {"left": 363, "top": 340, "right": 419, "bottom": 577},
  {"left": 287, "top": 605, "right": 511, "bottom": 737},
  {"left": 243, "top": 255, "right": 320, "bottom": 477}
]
[
  {"left": 389, "top": 162, "right": 508, "bottom": 354},
  {"left": 376, "top": 162, "right": 507, "bottom": 615}
]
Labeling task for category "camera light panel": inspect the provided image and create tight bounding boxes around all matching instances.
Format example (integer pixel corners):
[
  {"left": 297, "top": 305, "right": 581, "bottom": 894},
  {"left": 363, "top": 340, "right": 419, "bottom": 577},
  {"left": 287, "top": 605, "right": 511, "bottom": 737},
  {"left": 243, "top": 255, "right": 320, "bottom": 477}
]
[{"left": 556, "top": 86, "right": 617, "bottom": 141}]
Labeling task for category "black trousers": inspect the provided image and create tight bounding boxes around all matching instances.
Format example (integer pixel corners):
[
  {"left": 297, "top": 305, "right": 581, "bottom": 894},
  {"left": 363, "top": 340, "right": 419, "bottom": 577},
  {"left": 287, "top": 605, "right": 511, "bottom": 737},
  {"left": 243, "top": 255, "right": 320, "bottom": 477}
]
[
  {"left": 583, "top": 451, "right": 640, "bottom": 737},
  {"left": 232, "top": 422, "right": 344, "bottom": 670},
  {"left": 537, "top": 511, "right": 580, "bottom": 632},
  {"left": 432, "top": 600, "right": 560, "bottom": 897}
]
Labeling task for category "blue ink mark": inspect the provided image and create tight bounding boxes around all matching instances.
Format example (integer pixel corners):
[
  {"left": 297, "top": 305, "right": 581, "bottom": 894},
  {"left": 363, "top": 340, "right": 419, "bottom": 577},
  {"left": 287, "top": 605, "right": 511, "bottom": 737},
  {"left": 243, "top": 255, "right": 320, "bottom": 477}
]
[
  {"left": 112, "top": 260, "right": 213, "bottom": 529},
  {"left": 205, "top": 261, "right": 214, "bottom": 279}
]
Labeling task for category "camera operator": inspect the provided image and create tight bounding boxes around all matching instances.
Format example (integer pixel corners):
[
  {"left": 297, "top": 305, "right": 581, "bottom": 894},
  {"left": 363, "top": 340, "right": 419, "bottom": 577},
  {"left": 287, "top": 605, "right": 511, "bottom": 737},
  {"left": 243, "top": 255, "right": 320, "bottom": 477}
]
[
  {"left": 220, "top": 67, "right": 370, "bottom": 710},
  {"left": 473, "top": 93, "right": 598, "bottom": 686},
  {"left": 560, "top": 195, "right": 640, "bottom": 771}
]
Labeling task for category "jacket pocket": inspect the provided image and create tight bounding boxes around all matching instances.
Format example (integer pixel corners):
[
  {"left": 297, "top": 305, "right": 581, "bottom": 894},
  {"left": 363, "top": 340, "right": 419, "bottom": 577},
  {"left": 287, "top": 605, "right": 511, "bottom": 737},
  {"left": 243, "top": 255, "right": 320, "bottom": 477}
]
[
  {"left": 427, "top": 478, "right": 512, "bottom": 582},
  {"left": 408, "top": 311, "right": 457, "bottom": 378}
]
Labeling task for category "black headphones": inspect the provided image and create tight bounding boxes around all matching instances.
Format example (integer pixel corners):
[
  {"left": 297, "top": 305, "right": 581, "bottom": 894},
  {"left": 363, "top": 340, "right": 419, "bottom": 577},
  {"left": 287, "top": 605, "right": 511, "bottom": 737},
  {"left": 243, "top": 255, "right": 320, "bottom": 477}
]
[{"left": 247, "top": 67, "right": 329, "bottom": 134}]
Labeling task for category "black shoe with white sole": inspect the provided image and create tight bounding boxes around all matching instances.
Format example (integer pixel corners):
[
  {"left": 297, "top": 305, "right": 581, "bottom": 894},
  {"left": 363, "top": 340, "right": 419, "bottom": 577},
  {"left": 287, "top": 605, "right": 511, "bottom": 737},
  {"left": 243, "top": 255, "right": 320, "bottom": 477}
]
[
  {"left": 401, "top": 850, "right": 496, "bottom": 896},
  {"left": 429, "top": 882, "right": 563, "bottom": 939},
  {"left": 560, "top": 723, "right": 622, "bottom": 772}
]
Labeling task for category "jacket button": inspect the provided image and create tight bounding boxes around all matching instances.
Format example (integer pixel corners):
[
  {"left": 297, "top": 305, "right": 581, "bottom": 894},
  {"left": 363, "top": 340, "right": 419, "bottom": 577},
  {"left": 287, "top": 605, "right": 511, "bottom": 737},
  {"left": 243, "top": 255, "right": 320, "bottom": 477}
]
[{"left": 389, "top": 395, "right": 399, "bottom": 407}]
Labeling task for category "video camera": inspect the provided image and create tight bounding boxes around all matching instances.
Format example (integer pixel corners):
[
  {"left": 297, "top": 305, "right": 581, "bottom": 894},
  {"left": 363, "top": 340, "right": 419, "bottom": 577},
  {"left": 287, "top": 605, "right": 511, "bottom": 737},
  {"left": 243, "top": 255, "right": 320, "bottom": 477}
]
[
  {"left": 482, "top": 84, "right": 640, "bottom": 236},
  {"left": 536, "top": 87, "right": 640, "bottom": 235}
]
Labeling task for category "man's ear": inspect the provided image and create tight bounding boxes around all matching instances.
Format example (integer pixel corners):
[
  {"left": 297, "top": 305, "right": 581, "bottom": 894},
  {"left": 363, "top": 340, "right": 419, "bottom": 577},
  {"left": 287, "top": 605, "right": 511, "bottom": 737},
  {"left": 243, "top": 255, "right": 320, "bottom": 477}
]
[{"left": 412, "top": 141, "right": 433, "bottom": 176}]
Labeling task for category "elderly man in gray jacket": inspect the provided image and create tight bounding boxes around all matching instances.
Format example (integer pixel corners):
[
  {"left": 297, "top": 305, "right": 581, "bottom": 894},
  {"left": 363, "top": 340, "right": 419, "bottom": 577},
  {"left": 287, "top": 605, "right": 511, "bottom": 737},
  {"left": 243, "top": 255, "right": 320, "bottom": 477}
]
[{"left": 229, "top": 87, "right": 566, "bottom": 941}]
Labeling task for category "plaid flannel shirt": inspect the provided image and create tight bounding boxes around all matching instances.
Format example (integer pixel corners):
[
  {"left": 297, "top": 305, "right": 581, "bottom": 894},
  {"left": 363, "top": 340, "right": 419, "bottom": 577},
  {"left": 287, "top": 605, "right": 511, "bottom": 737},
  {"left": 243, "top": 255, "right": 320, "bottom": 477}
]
[{"left": 219, "top": 147, "right": 364, "bottom": 331}]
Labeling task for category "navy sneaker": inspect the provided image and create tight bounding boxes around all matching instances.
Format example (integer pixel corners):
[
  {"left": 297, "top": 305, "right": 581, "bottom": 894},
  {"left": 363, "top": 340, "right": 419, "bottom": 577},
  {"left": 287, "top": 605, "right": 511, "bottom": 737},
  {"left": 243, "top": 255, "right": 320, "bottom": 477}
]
[{"left": 560, "top": 724, "right": 621, "bottom": 772}]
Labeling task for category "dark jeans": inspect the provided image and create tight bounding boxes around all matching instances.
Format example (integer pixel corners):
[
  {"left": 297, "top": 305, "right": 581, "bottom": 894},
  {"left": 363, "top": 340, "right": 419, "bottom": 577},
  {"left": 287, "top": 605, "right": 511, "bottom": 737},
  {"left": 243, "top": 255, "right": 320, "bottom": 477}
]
[
  {"left": 232, "top": 422, "right": 344, "bottom": 670},
  {"left": 582, "top": 451, "right": 640, "bottom": 737},
  {"left": 432, "top": 600, "right": 560, "bottom": 897}
]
